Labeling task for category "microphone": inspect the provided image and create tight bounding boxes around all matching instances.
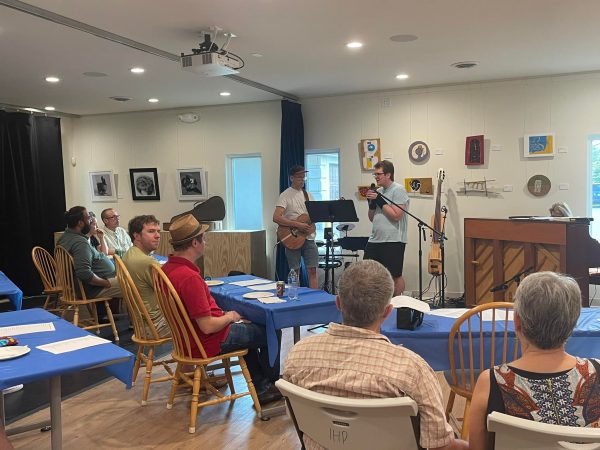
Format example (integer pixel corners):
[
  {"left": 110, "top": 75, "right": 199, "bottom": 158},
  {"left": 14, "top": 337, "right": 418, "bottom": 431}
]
[
  {"left": 370, "top": 183, "right": 377, "bottom": 192},
  {"left": 490, "top": 284, "right": 508, "bottom": 293}
]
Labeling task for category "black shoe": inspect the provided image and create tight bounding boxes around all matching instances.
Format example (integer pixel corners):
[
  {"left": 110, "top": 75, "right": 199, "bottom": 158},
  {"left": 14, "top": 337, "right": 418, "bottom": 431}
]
[
  {"left": 257, "top": 384, "right": 282, "bottom": 405},
  {"left": 99, "top": 316, "right": 109, "bottom": 324}
]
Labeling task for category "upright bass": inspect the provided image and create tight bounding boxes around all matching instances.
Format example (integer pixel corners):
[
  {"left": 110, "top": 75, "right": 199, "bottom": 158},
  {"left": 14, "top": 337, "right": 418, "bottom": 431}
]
[{"left": 428, "top": 168, "right": 445, "bottom": 275}]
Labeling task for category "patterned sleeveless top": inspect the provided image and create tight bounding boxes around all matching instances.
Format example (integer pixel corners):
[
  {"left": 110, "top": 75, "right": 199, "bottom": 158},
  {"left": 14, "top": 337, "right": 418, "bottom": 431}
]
[{"left": 487, "top": 358, "right": 600, "bottom": 427}]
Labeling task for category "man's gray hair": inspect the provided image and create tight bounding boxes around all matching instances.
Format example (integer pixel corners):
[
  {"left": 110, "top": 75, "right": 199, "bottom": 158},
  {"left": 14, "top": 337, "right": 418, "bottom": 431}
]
[
  {"left": 337, "top": 260, "right": 394, "bottom": 327},
  {"left": 514, "top": 271, "right": 581, "bottom": 350}
]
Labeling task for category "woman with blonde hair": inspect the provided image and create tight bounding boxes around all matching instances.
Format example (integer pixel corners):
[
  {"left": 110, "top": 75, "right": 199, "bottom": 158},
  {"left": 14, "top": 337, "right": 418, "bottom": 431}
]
[{"left": 468, "top": 271, "right": 600, "bottom": 450}]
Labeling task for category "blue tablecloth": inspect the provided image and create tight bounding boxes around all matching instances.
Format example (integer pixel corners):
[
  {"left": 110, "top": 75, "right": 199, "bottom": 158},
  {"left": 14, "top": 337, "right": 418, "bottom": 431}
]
[
  {"left": 209, "top": 275, "right": 341, "bottom": 365},
  {"left": 0, "top": 271, "right": 23, "bottom": 310},
  {"left": 0, "top": 308, "right": 134, "bottom": 390},
  {"left": 381, "top": 307, "right": 600, "bottom": 371}
]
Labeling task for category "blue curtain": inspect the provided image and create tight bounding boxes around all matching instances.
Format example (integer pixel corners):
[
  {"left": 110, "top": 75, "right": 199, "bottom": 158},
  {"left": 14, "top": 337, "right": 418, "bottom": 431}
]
[{"left": 276, "top": 100, "right": 309, "bottom": 285}]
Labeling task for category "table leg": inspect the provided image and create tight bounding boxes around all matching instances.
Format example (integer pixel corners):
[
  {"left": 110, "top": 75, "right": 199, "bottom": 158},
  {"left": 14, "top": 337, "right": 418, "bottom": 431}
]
[
  {"left": 293, "top": 326, "right": 300, "bottom": 343},
  {"left": 50, "top": 376, "right": 62, "bottom": 450}
]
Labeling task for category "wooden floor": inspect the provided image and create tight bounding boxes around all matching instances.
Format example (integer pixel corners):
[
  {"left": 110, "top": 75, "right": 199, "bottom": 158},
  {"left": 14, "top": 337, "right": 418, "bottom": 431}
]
[{"left": 7, "top": 326, "right": 463, "bottom": 450}]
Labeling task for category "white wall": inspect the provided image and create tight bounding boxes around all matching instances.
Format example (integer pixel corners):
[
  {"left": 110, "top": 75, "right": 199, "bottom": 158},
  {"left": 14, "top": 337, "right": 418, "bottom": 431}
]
[
  {"left": 303, "top": 73, "right": 600, "bottom": 296},
  {"left": 62, "top": 72, "right": 600, "bottom": 294}
]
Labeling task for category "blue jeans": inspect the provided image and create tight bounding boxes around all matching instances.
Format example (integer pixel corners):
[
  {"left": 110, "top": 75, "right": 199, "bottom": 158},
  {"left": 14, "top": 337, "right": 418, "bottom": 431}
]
[{"left": 220, "top": 323, "right": 281, "bottom": 392}]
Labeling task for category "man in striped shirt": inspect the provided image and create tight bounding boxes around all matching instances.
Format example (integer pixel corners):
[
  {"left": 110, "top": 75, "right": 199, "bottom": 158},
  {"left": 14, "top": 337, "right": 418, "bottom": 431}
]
[{"left": 283, "top": 260, "right": 467, "bottom": 450}]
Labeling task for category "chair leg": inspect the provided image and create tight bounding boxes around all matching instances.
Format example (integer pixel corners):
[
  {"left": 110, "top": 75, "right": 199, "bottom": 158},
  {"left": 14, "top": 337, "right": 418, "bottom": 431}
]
[
  {"left": 141, "top": 347, "right": 155, "bottom": 406},
  {"left": 105, "top": 301, "right": 119, "bottom": 342},
  {"left": 445, "top": 390, "right": 456, "bottom": 421},
  {"left": 223, "top": 358, "right": 235, "bottom": 394},
  {"left": 167, "top": 363, "right": 182, "bottom": 409},
  {"left": 189, "top": 366, "right": 203, "bottom": 434},
  {"left": 460, "top": 399, "right": 471, "bottom": 440},
  {"left": 239, "top": 356, "right": 261, "bottom": 417},
  {"left": 73, "top": 306, "right": 80, "bottom": 326},
  {"left": 132, "top": 345, "right": 144, "bottom": 386},
  {"left": 43, "top": 294, "right": 52, "bottom": 310}
]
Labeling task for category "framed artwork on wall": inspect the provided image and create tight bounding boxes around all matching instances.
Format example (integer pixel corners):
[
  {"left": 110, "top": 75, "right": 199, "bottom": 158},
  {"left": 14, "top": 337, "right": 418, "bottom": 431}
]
[
  {"left": 465, "top": 135, "right": 484, "bottom": 165},
  {"left": 359, "top": 138, "right": 381, "bottom": 171},
  {"left": 89, "top": 170, "right": 116, "bottom": 202},
  {"left": 129, "top": 168, "right": 160, "bottom": 201},
  {"left": 524, "top": 133, "right": 555, "bottom": 158},
  {"left": 177, "top": 168, "right": 207, "bottom": 201}
]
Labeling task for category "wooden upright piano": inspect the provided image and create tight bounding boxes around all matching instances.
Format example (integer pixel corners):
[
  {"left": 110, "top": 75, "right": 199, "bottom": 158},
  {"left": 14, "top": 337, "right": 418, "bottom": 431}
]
[{"left": 464, "top": 218, "right": 600, "bottom": 306}]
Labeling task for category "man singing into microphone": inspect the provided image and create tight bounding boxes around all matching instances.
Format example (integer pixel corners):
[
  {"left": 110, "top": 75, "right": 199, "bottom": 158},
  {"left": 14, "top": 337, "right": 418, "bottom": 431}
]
[{"left": 365, "top": 160, "right": 409, "bottom": 295}]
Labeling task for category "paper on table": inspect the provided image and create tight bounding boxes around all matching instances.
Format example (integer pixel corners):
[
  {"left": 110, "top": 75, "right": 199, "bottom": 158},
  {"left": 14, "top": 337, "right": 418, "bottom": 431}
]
[
  {"left": 248, "top": 283, "right": 279, "bottom": 291},
  {"left": 427, "top": 308, "right": 469, "bottom": 319},
  {"left": 481, "top": 309, "right": 514, "bottom": 322},
  {"left": 390, "top": 296, "right": 431, "bottom": 313},
  {"left": 229, "top": 279, "right": 272, "bottom": 287},
  {"left": 258, "top": 297, "right": 287, "bottom": 304},
  {"left": 37, "top": 335, "right": 111, "bottom": 354},
  {"left": 0, "top": 322, "right": 55, "bottom": 336}
]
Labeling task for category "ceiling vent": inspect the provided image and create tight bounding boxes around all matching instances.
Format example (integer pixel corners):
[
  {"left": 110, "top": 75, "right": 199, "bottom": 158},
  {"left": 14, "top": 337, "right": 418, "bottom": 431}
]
[
  {"left": 110, "top": 96, "right": 132, "bottom": 102},
  {"left": 451, "top": 61, "right": 478, "bottom": 69}
]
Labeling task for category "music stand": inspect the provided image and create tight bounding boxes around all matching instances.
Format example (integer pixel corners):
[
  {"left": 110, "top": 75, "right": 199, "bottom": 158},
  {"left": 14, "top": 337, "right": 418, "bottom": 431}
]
[{"left": 305, "top": 200, "right": 359, "bottom": 294}]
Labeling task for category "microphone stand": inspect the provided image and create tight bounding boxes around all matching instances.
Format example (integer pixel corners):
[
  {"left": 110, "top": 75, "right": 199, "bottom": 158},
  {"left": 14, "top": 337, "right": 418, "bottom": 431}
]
[
  {"left": 489, "top": 266, "right": 534, "bottom": 294},
  {"left": 375, "top": 190, "right": 447, "bottom": 306}
]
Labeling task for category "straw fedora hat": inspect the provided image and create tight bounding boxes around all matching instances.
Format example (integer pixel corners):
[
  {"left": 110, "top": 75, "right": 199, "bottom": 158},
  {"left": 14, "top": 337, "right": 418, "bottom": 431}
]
[{"left": 169, "top": 214, "right": 209, "bottom": 245}]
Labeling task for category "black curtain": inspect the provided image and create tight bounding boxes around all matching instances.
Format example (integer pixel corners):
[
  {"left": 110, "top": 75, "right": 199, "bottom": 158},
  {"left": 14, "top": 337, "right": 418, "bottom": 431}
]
[
  {"left": 276, "top": 100, "right": 309, "bottom": 285},
  {"left": 0, "top": 112, "right": 66, "bottom": 296}
]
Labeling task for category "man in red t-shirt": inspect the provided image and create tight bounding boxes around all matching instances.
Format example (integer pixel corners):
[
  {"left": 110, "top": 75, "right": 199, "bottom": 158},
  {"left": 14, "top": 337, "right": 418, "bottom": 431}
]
[{"left": 162, "top": 214, "right": 282, "bottom": 405}]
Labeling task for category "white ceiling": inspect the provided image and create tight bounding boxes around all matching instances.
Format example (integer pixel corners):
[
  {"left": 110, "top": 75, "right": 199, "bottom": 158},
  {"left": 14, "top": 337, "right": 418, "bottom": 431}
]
[{"left": 1, "top": 0, "right": 600, "bottom": 116}]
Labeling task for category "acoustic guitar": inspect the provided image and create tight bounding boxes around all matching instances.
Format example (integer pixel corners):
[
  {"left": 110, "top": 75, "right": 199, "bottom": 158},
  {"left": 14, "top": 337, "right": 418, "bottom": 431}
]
[
  {"left": 428, "top": 168, "right": 446, "bottom": 275},
  {"left": 277, "top": 213, "right": 316, "bottom": 250}
]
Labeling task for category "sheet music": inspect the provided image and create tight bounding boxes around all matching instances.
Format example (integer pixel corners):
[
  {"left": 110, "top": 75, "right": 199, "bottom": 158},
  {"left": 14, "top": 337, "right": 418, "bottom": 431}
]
[
  {"left": 229, "top": 279, "right": 272, "bottom": 287},
  {"left": 427, "top": 308, "right": 469, "bottom": 318},
  {"left": 0, "top": 322, "right": 55, "bottom": 336},
  {"left": 37, "top": 335, "right": 111, "bottom": 354}
]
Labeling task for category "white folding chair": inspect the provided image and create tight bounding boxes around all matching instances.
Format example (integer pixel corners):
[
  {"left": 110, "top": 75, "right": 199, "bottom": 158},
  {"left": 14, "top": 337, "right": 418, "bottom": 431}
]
[
  {"left": 488, "top": 411, "right": 600, "bottom": 450},
  {"left": 275, "top": 379, "right": 420, "bottom": 450}
]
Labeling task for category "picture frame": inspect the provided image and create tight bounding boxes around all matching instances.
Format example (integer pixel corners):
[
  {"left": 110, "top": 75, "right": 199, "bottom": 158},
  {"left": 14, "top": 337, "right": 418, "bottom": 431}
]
[
  {"left": 89, "top": 170, "right": 117, "bottom": 202},
  {"left": 524, "top": 133, "right": 555, "bottom": 158},
  {"left": 359, "top": 138, "right": 382, "bottom": 171},
  {"left": 465, "top": 135, "right": 484, "bottom": 165},
  {"left": 129, "top": 168, "right": 160, "bottom": 201},
  {"left": 177, "top": 168, "right": 207, "bottom": 201}
]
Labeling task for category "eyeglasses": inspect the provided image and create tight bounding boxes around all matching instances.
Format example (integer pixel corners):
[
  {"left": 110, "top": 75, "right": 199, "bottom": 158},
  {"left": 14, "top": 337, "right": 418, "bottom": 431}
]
[
  {"left": 105, "top": 215, "right": 120, "bottom": 220},
  {"left": 373, "top": 172, "right": 385, "bottom": 177}
]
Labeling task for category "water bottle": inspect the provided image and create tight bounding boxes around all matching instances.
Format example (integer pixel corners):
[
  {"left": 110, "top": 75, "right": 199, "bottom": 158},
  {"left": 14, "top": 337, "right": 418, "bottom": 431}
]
[{"left": 287, "top": 269, "right": 299, "bottom": 301}]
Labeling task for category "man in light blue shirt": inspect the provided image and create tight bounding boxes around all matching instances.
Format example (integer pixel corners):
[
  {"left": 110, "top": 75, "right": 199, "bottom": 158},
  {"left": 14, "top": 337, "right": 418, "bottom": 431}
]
[{"left": 365, "top": 160, "right": 409, "bottom": 295}]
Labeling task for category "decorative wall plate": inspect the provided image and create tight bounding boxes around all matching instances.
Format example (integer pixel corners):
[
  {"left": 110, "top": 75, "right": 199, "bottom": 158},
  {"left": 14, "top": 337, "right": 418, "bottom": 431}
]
[
  {"left": 408, "top": 141, "right": 430, "bottom": 164},
  {"left": 527, "top": 174, "right": 551, "bottom": 197}
]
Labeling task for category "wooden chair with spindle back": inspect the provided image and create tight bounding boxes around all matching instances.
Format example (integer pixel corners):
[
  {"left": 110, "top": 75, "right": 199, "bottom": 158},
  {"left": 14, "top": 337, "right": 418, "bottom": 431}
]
[
  {"left": 150, "top": 265, "right": 262, "bottom": 433},
  {"left": 445, "top": 301, "right": 518, "bottom": 439},
  {"left": 31, "top": 246, "right": 63, "bottom": 312},
  {"left": 114, "top": 255, "right": 174, "bottom": 405},
  {"left": 54, "top": 245, "right": 119, "bottom": 341}
]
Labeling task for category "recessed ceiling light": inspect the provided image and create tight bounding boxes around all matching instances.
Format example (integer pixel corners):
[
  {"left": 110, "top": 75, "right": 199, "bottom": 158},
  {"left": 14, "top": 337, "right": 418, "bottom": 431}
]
[
  {"left": 219, "top": 92, "right": 231, "bottom": 97},
  {"left": 45, "top": 76, "right": 60, "bottom": 83},
  {"left": 130, "top": 67, "right": 145, "bottom": 74},
  {"left": 390, "top": 34, "right": 418, "bottom": 43},
  {"left": 396, "top": 74, "right": 409, "bottom": 80},
  {"left": 451, "top": 61, "right": 478, "bottom": 69},
  {"left": 83, "top": 71, "right": 108, "bottom": 77},
  {"left": 346, "top": 41, "right": 363, "bottom": 49},
  {"left": 23, "top": 107, "right": 42, "bottom": 113},
  {"left": 44, "top": 106, "right": 56, "bottom": 111},
  {"left": 251, "top": 53, "right": 263, "bottom": 58},
  {"left": 148, "top": 98, "right": 159, "bottom": 103}
]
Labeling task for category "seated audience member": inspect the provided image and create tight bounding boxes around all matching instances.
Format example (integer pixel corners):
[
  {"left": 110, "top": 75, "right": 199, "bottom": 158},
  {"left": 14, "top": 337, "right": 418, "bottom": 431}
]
[
  {"left": 57, "top": 207, "right": 121, "bottom": 317},
  {"left": 283, "top": 259, "right": 468, "bottom": 450},
  {"left": 0, "top": 423, "right": 13, "bottom": 450},
  {"left": 88, "top": 211, "right": 108, "bottom": 255},
  {"left": 469, "top": 271, "right": 599, "bottom": 450},
  {"left": 100, "top": 208, "right": 133, "bottom": 256},
  {"left": 122, "top": 215, "right": 170, "bottom": 338},
  {"left": 162, "top": 214, "right": 282, "bottom": 405},
  {"left": 549, "top": 201, "right": 573, "bottom": 217}
]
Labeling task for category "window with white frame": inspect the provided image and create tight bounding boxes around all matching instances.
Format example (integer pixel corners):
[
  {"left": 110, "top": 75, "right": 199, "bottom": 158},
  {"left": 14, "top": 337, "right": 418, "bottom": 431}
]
[
  {"left": 590, "top": 136, "right": 600, "bottom": 240},
  {"left": 227, "top": 155, "right": 263, "bottom": 230},
  {"left": 305, "top": 149, "right": 340, "bottom": 239}
]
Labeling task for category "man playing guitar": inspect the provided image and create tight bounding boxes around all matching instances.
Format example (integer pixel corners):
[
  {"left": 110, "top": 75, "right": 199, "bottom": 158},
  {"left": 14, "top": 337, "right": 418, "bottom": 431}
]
[{"left": 273, "top": 165, "right": 318, "bottom": 288}]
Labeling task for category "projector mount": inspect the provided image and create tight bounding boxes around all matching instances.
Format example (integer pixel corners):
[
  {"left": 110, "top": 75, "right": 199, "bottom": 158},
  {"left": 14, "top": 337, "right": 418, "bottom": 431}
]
[{"left": 181, "top": 26, "right": 244, "bottom": 70}]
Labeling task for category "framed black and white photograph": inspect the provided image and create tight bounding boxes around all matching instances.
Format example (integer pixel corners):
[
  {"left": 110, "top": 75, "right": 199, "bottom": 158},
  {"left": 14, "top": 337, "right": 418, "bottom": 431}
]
[
  {"left": 129, "top": 168, "right": 160, "bottom": 201},
  {"left": 89, "top": 170, "right": 117, "bottom": 202},
  {"left": 177, "top": 168, "right": 207, "bottom": 201}
]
